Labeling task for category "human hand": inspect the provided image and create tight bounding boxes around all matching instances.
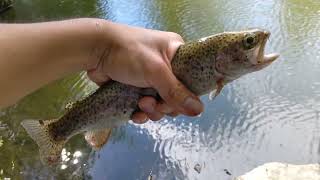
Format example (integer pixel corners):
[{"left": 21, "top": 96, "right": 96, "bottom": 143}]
[{"left": 87, "top": 21, "right": 204, "bottom": 124}]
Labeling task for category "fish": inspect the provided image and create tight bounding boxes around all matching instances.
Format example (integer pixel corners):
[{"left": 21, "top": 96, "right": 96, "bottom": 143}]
[
  {"left": 65, "top": 102, "right": 112, "bottom": 150},
  {"left": 21, "top": 29, "right": 279, "bottom": 165}
]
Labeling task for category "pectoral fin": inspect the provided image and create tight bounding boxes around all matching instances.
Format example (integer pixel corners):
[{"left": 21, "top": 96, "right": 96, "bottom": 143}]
[
  {"left": 209, "top": 79, "right": 225, "bottom": 101},
  {"left": 84, "top": 128, "right": 112, "bottom": 150}
]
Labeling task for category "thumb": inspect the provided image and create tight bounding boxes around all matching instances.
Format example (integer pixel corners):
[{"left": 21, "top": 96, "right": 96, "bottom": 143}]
[
  {"left": 87, "top": 70, "right": 111, "bottom": 86},
  {"left": 150, "top": 65, "right": 204, "bottom": 116}
]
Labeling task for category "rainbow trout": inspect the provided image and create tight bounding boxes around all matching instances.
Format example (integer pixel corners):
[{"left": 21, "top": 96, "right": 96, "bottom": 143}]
[{"left": 21, "top": 29, "right": 279, "bottom": 165}]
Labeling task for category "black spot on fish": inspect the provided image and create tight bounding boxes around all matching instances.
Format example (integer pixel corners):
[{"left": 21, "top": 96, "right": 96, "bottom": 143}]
[
  {"left": 53, "top": 134, "right": 58, "bottom": 140},
  {"left": 39, "top": 120, "right": 44, "bottom": 125}
]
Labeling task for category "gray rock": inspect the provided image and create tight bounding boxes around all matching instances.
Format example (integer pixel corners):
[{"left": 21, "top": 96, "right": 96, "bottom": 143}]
[{"left": 235, "top": 162, "right": 320, "bottom": 180}]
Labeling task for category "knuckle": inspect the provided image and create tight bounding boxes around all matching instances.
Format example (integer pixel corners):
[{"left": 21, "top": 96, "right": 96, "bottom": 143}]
[{"left": 167, "top": 32, "right": 184, "bottom": 42}]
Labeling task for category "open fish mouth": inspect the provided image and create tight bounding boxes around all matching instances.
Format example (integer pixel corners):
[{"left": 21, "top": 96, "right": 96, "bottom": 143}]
[
  {"left": 255, "top": 31, "right": 279, "bottom": 69},
  {"left": 263, "top": 53, "right": 280, "bottom": 64}
]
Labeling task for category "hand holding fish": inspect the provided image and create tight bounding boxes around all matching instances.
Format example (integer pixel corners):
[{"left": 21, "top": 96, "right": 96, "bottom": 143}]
[
  {"left": 86, "top": 22, "right": 203, "bottom": 123},
  {"left": 0, "top": 18, "right": 203, "bottom": 122},
  {"left": 0, "top": 18, "right": 279, "bottom": 165}
]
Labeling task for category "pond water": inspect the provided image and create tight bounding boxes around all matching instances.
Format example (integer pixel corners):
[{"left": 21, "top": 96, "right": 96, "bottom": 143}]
[{"left": 0, "top": 0, "right": 320, "bottom": 179}]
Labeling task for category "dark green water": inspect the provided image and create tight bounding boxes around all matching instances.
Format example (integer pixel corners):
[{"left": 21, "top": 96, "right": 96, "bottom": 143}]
[{"left": 0, "top": 0, "right": 320, "bottom": 179}]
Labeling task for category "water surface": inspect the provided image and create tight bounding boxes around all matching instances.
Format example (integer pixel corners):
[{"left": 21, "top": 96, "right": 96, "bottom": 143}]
[{"left": 0, "top": 0, "right": 319, "bottom": 179}]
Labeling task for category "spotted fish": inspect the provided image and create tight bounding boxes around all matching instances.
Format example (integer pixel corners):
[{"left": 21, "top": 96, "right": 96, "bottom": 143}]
[{"left": 21, "top": 29, "right": 279, "bottom": 165}]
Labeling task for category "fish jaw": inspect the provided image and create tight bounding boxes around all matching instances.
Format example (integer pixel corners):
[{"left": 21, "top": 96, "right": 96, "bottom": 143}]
[
  {"left": 254, "top": 30, "right": 279, "bottom": 69},
  {"left": 254, "top": 53, "right": 279, "bottom": 71},
  {"left": 253, "top": 30, "right": 279, "bottom": 67}
]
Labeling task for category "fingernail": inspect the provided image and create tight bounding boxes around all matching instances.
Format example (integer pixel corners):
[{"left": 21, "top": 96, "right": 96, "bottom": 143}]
[{"left": 183, "top": 97, "right": 203, "bottom": 116}]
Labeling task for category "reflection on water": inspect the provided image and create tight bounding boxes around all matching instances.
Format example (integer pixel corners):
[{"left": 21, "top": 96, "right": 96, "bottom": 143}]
[{"left": 1, "top": 0, "right": 320, "bottom": 179}]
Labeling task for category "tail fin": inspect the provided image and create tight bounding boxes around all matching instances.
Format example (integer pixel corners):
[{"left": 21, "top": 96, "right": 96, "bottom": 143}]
[{"left": 21, "top": 119, "right": 65, "bottom": 165}]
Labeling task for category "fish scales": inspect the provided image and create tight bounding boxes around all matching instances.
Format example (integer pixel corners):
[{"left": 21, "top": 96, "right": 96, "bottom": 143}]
[
  {"left": 48, "top": 37, "right": 219, "bottom": 142},
  {"left": 21, "top": 29, "right": 279, "bottom": 165},
  {"left": 49, "top": 82, "right": 141, "bottom": 141}
]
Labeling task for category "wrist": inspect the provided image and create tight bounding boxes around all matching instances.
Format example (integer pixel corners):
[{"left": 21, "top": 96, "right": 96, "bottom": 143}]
[
  {"left": 83, "top": 19, "right": 132, "bottom": 72},
  {"left": 72, "top": 18, "right": 113, "bottom": 72}
]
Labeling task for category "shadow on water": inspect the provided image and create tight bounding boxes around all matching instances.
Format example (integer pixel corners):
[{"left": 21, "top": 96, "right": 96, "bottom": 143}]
[{"left": 0, "top": 0, "right": 320, "bottom": 179}]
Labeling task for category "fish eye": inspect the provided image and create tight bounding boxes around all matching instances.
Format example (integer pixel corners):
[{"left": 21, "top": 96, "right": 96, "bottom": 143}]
[{"left": 243, "top": 33, "right": 257, "bottom": 49}]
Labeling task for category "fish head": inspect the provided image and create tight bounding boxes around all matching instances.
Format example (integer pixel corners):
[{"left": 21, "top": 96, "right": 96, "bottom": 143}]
[{"left": 213, "top": 29, "right": 279, "bottom": 82}]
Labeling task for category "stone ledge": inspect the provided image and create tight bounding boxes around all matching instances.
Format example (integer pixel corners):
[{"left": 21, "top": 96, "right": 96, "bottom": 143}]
[{"left": 235, "top": 162, "right": 320, "bottom": 180}]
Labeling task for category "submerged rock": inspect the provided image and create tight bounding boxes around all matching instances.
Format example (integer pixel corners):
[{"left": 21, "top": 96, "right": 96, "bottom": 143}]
[{"left": 235, "top": 162, "right": 320, "bottom": 180}]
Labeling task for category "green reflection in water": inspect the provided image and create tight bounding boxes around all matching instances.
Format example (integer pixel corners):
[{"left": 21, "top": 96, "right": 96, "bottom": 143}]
[{"left": 0, "top": 73, "right": 95, "bottom": 179}]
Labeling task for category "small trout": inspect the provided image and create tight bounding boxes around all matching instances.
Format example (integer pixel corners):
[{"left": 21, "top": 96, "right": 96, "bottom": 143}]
[{"left": 21, "top": 29, "right": 279, "bottom": 165}]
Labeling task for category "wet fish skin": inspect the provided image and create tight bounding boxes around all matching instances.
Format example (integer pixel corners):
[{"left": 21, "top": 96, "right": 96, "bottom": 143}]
[
  {"left": 21, "top": 29, "right": 279, "bottom": 165},
  {"left": 48, "top": 82, "right": 141, "bottom": 141}
]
